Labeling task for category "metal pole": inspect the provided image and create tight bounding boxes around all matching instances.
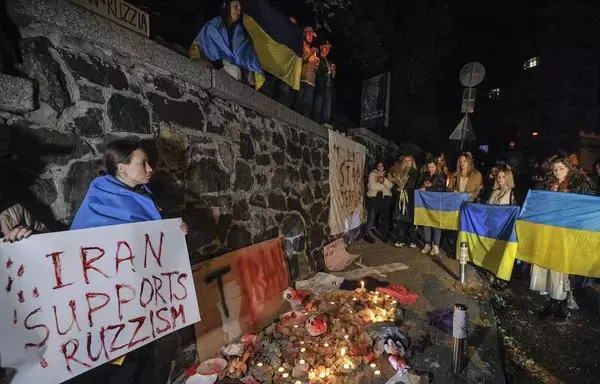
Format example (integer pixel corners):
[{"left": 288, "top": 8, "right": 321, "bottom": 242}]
[
  {"left": 451, "top": 303, "right": 468, "bottom": 374},
  {"left": 459, "top": 242, "right": 468, "bottom": 285},
  {"left": 460, "top": 65, "right": 474, "bottom": 150}
]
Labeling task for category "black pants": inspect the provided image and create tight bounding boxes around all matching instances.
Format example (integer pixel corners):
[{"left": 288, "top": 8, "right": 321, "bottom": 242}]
[
  {"left": 276, "top": 80, "right": 296, "bottom": 108},
  {"left": 395, "top": 221, "right": 416, "bottom": 244},
  {"left": 312, "top": 87, "right": 333, "bottom": 124},
  {"left": 366, "top": 194, "right": 391, "bottom": 240}
]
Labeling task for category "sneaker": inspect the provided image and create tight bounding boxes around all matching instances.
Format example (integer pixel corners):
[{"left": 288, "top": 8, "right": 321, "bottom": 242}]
[
  {"left": 430, "top": 245, "right": 440, "bottom": 256},
  {"left": 421, "top": 244, "right": 432, "bottom": 254},
  {"left": 409, "top": 243, "right": 417, "bottom": 249},
  {"left": 394, "top": 242, "right": 405, "bottom": 248}
]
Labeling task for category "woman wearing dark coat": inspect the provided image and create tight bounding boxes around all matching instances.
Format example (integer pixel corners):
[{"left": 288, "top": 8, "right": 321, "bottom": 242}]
[
  {"left": 388, "top": 155, "right": 419, "bottom": 248},
  {"left": 418, "top": 158, "right": 447, "bottom": 255}
]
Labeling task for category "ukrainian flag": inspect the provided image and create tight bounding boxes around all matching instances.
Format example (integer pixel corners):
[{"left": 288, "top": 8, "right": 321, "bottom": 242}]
[
  {"left": 414, "top": 191, "right": 470, "bottom": 231},
  {"left": 457, "top": 203, "right": 520, "bottom": 281},
  {"left": 516, "top": 190, "right": 600, "bottom": 277},
  {"left": 242, "top": 0, "right": 303, "bottom": 90}
]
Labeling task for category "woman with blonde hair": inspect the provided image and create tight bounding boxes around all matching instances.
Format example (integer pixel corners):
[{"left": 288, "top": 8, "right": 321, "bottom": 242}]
[
  {"left": 388, "top": 154, "right": 419, "bottom": 248},
  {"left": 449, "top": 152, "right": 483, "bottom": 202},
  {"left": 487, "top": 165, "right": 517, "bottom": 205}
]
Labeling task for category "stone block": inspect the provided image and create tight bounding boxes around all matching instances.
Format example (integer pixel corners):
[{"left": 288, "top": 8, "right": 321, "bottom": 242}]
[
  {"left": 250, "top": 126, "right": 263, "bottom": 141},
  {"left": 62, "top": 159, "right": 103, "bottom": 217},
  {"left": 268, "top": 191, "right": 287, "bottom": 211},
  {"left": 232, "top": 199, "right": 250, "bottom": 221},
  {"left": 233, "top": 160, "right": 253, "bottom": 191},
  {"left": 154, "top": 77, "right": 182, "bottom": 99},
  {"left": 187, "top": 158, "right": 230, "bottom": 194},
  {"left": 314, "top": 184, "right": 323, "bottom": 199},
  {"left": 311, "top": 169, "right": 322, "bottom": 182},
  {"left": 29, "top": 176, "right": 58, "bottom": 207},
  {"left": 9, "top": 125, "right": 92, "bottom": 170},
  {"left": 239, "top": 133, "right": 255, "bottom": 160},
  {"left": 271, "top": 151, "right": 285, "bottom": 166},
  {"left": 148, "top": 93, "right": 204, "bottom": 130},
  {"left": 184, "top": 204, "right": 217, "bottom": 250},
  {"left": 73, "top": 108, "right": 104, "bottom": 137},
  {"left": 271, "top": 168, "right": 287, "bottom": 189},
  {"left": 256, "top": 154, "right": 270, "bottom": 166},
  {"left": 249, "top": 194, "right": 267, "bottom": 208},
  {"left": 253, "top": 226, "right": 279, "bottom": 244},
  {"left": 309, "top": 226, "right": 325, "bottom": 249},
  {"left": 272, "top": 131, "right": 286, "bottom": 149},
  {"left": 255, "top": 173, "right": 267, "bottom": 187},
  {"left": 282, "top": 213, "right": 305, "bottom": 238},
  {"left": 61, "top": 50, "right": 128, "bottom": 90},
  {"left": 79, "top": 85, "right": 104, "bottom": 104},
  {"left": 0, "top": 74, "right": 35, "bottom": 113},
  {"left": 302, "top": 147, "right": 312, "bottom": 166},
  {"left": 108, "top": 94, "right": 150, "bottom": 133},
  {"left": 301, "top": 187, "right": 314, "bottom": 206},
  {"left": 19, "top": 37, "right": 70, "bottom": 113},
  {"left": 227, "top": 224, "right": 252, "bottom": 250},
  {"left": 286, "top": 166, "right": 300, "bottom": 184},
  {"left": 300, "top": 165, "right": 310, "bottom": 182},
  {"left": 287, "top": 196, "right": 302, "bottom": 212},
  {"left": 287, "top": 140, "right": 302, "bottom": 159}
]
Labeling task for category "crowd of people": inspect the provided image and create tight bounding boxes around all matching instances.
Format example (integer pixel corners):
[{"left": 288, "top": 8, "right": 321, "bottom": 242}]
[
  {"left": 364, "top": 151, "right": 600, "bottom": 320},
  {"left": 192, "top": 0, "right": 336, "bottom": 125}
]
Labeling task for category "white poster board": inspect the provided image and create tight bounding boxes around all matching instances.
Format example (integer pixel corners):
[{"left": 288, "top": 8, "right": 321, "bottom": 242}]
[
  {"left": 0, "top": 219, "right": 200, "bottom": 384},
  {"left": 328, "top": 130, "right": 367, "bottom": 235}
]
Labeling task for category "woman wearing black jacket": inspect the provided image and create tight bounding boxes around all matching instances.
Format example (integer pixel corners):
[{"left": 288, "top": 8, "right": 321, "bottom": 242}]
[
  {"left": 418, "top": 157, "right": 446, "bottom": 255},
  {"left": 388, "top": 155, "right": 420, "bottom": 247}
]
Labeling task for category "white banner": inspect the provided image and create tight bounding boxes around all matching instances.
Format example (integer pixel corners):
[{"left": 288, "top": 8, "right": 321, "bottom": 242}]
[
  {"left": 328, "top": 130, "right": 367, "bottom": 235},
  {"left": 0, "top": 219, "right": 200, "bottom": 384}
]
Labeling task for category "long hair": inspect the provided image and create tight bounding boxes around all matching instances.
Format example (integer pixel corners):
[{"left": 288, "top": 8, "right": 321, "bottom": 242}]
[
  {"left": 493, "top": 165, "right": 515, "bottom": 190},
  {"left": 104, "top": 140, "right": 144, "bottom": 177},
  {"left": 456, "top": 152, "right": 475, "bottom": 177},
  {"left": 424, "top": 156, "right": 440, "bottom": 175},
  {"left": 220, "top": 0, "right": 241, "bottom": 28},
  {"left": 542, "top": 155, "right": 581, "bottom": 190}
]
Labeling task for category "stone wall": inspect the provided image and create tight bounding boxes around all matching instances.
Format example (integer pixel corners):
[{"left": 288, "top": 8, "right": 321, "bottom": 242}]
[{"left": 1, "top": 0, "right": 401, "bottom": 381}]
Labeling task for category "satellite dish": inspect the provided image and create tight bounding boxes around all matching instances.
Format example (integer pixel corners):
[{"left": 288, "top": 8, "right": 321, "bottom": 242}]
[{"left": 459, "top": 62, "right": 485, "bottom": 87}]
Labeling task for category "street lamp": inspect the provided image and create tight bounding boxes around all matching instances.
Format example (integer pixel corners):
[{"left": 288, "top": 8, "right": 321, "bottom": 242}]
[{"left": 532, "top": 132, "right": 539, "bottom": 136}]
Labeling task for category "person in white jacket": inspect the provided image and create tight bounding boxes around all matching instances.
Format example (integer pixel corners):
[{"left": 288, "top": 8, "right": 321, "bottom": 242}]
[{"left": 365, "top": 160, "right": 393, "bottom": 243}]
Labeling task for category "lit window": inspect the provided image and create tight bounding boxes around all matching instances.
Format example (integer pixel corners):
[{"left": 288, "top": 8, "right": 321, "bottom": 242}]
[
  {"left": 489, "top": 88, "right": 500, "bottom": 99},
  {"left": 524, "top": 57, "right": 539, "bottom": 70}
]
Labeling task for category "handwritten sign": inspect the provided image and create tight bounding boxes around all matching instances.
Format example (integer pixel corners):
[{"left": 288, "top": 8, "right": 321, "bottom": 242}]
[
  {"left": 323, "top": 238, "right": 360, "bottom": 272},
  {"left": 192, "top": 237, "right": 289, "bottom": 361},
  {"left": 0, "top": 219, "right": 200, "bottom": 384},
  {"left": 329, "top": 130, "right": 367, "bottom": 235},
  {"left": 70, "top": 0, "right": 150, "bottom": 37}
]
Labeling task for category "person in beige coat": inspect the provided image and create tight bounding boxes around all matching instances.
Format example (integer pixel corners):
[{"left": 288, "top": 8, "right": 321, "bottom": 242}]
[
  {"left": 449, "top": 152, "right": 483, "bottom": 202},
  {"left": 365, "top": 160, "right": 393, "bottom": 243}
]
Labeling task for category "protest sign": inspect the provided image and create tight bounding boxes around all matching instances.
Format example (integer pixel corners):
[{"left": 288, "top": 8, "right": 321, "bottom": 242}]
[
  {"left": 329, "top": 130, "right": 367, "bottom": 236},
  {"left": 0, "top": 219, "right": 200, "bottom": 384},
  {"left": 192, "top": 237, "right": 289, "bottom": 361},
  {"left": 323, "top": 238, "right": 360, "bottom": 272}
]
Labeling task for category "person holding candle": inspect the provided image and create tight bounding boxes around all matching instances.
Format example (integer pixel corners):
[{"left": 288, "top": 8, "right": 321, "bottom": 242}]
[
  {"left": 365, "top": 160, "right": 394, "bottom": 243},
  {"left": 417, "top": 156, "right": 447, "bottom": 256},
  {"left": 388, "top": 155, "right": 419, "bottom": 248}
]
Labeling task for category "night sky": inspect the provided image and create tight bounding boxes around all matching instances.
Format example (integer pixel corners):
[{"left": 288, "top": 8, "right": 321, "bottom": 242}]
[{"left": 130, "top": 0, "right": 600, "bottom": 157}]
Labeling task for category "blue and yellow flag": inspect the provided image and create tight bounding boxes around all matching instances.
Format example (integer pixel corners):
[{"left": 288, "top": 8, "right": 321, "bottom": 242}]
[
  {"left": 242, "top": 0, "right": 303, "bottom": 90},
  {"left": 458, "top": 203, "right": 520, "bottom": 281},
  {"left": 414, "top": 191, "right": 470, "bottom": 231},
  {"left": 516, "top": 190, "right": 600, "bottom": 277}
]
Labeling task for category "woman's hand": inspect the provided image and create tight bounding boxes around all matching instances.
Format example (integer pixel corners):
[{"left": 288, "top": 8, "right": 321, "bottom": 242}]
[
  {"left": 419, "top": 187, "right": 426, "bottom": 191},
  {"left": 180, "top": 221, "right": 189, "bottom": 236},
  {"left": 3, "top": 226, "right": 33, "bottom": 242}
]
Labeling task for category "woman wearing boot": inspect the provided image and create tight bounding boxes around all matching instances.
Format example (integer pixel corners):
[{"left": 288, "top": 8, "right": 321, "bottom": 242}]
[
  {"left": 365, "top": 160, "right": 394, "bottom": 243},
  {"left": 418, "top": 157, "right": 447, "bottom": 256},
  {"left": 388, "top": 155, "right": 419, "bottom": 248},
  {"left": 530, "top": 155, "right": 594, "bottom": 320}
]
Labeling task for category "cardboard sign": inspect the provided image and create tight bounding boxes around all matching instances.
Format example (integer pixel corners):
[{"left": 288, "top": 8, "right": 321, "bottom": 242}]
[
  {"left": 323, "top": 238, "right": 360, "bottom": 272},
  {"left": 0, "top": 219, "right": 200, "bottom": 384},
  {"left": 192, "top": 237, "right": 289, "bottom": 361},
  {"left": 70, "top": 0, "right": 150, "bottom": 37}
]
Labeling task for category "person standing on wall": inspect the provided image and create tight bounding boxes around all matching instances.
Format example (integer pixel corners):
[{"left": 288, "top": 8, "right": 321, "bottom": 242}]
[
  {"left": 364, "top": 160, "right": 394, "bottom": 243},
  {"left": 417, "top": 157, "right": 446, "bottom": 256},
  {"left": 68, "top": 140, "right": 189, "bottom": 384},
  {"left": 294, "top": 26, "right": 319, "bottom": 117},
  {"left": 388, "top": 155, "right": 419, "bottom": 248},
  {"left": 312, "top": 40, "right": 335, "bottom": 125}
]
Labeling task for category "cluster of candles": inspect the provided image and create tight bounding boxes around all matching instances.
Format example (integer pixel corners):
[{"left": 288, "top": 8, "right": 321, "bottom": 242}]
[{"left": 252, "top": 281, "right": 397, "bottom": 383}]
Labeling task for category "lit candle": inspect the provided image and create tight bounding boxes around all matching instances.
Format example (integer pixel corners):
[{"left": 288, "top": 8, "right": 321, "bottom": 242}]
[
  {"left": 319, "top": 371, "right": 326, "bottom": 379},
  {"left": 343, "top": 363, "right": 350, "bottom": 369},
  {"left": 282, "top": 373, "right": 289, "bottom": 378},
  {"left": 299, "top": 359, "right": 306, "bottom": 365},
  {"left": 352, "top": 297, "right": 357, "bottom": 301},
  {"left": 330, "top": 301, "right": 335, "bottom": 305},
  {"left": 385, "top": 295, "right": 390, "bottom": 299},
  {"left": 360, "top": 280, "right": 365, "bottom": 290},
  {"left": 300, "top": 348, "right": 306, "bottom": 352},
  {"left": 278, "top": 367, "right": 285, "bottom": 373},
  {"left": 391, "top": 300, "right": 397, "bottom": 305},
  {"left": 295, "top": 381, "right": 302, "bottom": 384},
  {"left": 373, "top": 296, "right": 378, "bottom": 304},
  {"left": 340, "top": 347, "right": 346, "bottom": 357},
  {"left": 323, "top": 343, "right": 329, "bottom": 347},
  {"left": 349, "top": 310, "right": 354, "bottom": 314},
  {"left": 344, "top": 335, "right": 350, "bottom": 340},
  {"left": 374, "top": 370, "right": 381, "bottom": 375},
  {"left": 375, "top": 291, "right": 380, "bottom": 296},
  {"left": 294, "top": 325, "right": 299, "bottom": 328},
  {"left": 300, "top": 341, "right": 305, "bottom": 345},
  {"left": 370, "top": 363, "right": 377, "bottom": 368},
  {"left": 256, "top": 362, "right": 263, "bottom": 367}
]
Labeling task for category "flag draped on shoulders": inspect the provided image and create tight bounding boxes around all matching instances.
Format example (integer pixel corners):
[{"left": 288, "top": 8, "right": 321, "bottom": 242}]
[
  {"left": 241, "top": 0, "right": 303, "bottom": 90},
  {"left": 414, "top": 191, "right": 470, "bottom": 230},
  {"left": 71, "top": 175, "right": 162, "bottom": 230},
  {"left": 516, "top": 190, "right": 600, "bottom": 278},
  {"left": 190, "top": 15, "right": 264, "bottom": 88},
  {"left": 458, "top": 203, "right": 519, "bottom": 281}
]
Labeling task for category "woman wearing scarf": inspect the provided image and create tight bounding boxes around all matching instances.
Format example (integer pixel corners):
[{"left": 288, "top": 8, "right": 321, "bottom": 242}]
[
  {"left": 530, "top": 155, "right": 593, "bottom": 320},
  {"left": 487, "top": 165, "right": 517, "bottom": 205},
  {"left": 388, "top": 155, "right": 419, "bottom": 248},
  {"left": 69, "top": 140, "right": 188, "bottom": 383},
  {"left": 418, "top": 157, "right": 447, "bottom": 256}
]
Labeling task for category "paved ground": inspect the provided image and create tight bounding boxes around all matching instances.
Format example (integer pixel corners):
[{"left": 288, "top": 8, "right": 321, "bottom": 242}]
[
  {"left": 492, "top": 274, "right": 600, "bottom": 384},
  {"left": 345, "top": 240, "right": 506, "bottom": 384}
]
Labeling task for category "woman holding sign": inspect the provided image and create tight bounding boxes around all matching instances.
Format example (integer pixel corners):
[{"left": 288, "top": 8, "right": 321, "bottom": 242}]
[{"left": 68, "top": 140, "right": 188, "bottom": 384}]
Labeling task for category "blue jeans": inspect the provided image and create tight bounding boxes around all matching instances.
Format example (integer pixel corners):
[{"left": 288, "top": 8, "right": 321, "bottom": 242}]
[
  {"left": 423, "top": 226, "right": 441, "bottom": 246},
  {"left": 294, "top": 82, "right": 315, "bottom": 117},
  {"left": 312, "top": 87, "right": 333, "bottom": 124}
]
